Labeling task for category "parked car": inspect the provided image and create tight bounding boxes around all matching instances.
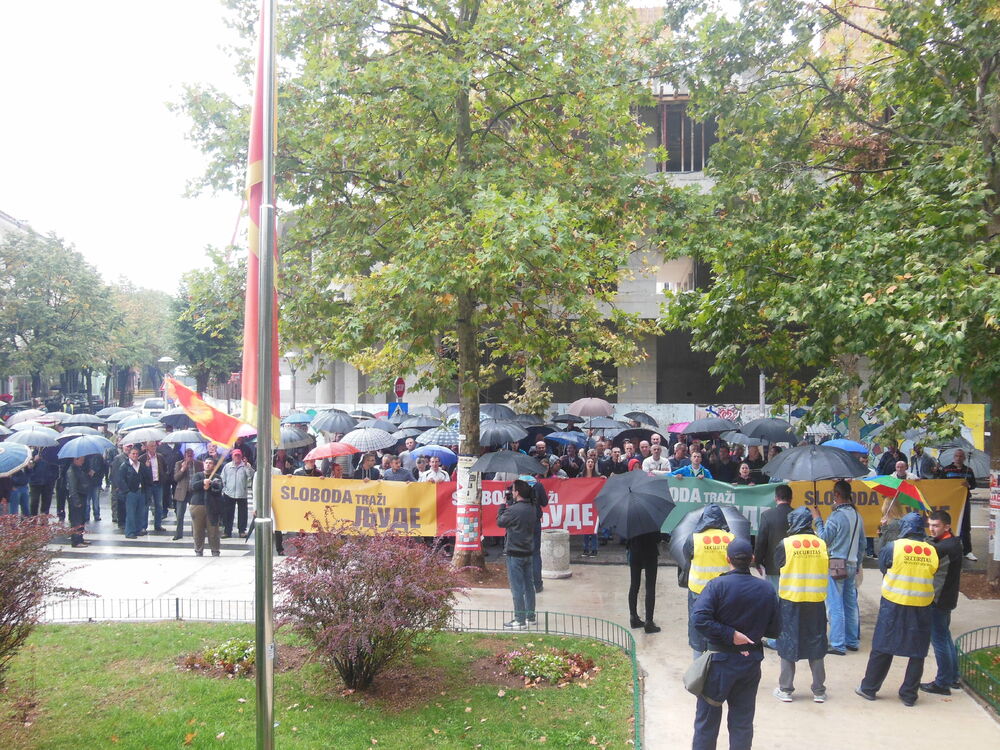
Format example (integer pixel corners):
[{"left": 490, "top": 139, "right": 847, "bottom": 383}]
[{"left": 138, "top": 398, "right": 165, "bottom": 418}]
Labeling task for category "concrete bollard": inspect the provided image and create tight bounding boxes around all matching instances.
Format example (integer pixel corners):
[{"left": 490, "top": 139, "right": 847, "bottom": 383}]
[{"left": 540, "top": 528, "right": 572, "bottom": 579}]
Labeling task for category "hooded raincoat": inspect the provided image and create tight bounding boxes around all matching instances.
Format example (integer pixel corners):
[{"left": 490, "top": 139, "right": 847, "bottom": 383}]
[
  {"left": 683, "top": 504, "right": 730, "bottom": 652},
  {"left": 774, "top": 507, "right": 828, "bottom": 662},
  {"left": 872, "top": 513, "right": 936, "bottom": 658}
]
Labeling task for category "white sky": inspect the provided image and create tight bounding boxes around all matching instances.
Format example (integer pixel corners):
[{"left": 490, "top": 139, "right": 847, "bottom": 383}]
[{"left": 0, "top": 1, "right": 247, "bottom": 293}]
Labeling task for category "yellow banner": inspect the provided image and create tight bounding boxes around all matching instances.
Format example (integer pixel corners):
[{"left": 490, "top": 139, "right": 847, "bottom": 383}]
[
  {"left": 272, "top": 476, "right": 437, "bottom": 535},
  {"left": 788, "top": 479, "right": 969, "bottom": 532}
]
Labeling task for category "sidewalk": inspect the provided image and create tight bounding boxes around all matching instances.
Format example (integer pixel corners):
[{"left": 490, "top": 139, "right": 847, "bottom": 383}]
[{"left": 52, "top": 507, "right": 1000, "bottom": 750}]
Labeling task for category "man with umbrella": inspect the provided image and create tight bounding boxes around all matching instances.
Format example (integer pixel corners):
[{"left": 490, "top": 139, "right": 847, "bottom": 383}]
[
  {"left": 809, "top": 480, "right": 865, "bottom": 656},
  {"left": 856, "top": 512, "right": 938, "bottom": 706},
  {"left": 772, "top": 507, "right": 829, "bottom": 703},
  {"left": 682, "top": 504, "right": 735, "bottom": 656},
  {"left": 65, "top": 456, "right": 91, "bottom": 547}
]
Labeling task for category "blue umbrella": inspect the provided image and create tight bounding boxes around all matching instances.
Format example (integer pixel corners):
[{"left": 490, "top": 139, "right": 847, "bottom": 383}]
[
  {"left": 0, "top": 442, "right": 32, "bottom": 477},
  {"left": 58, "top": 434, "right": 116, "bottom": 459},
  {"left": 412, "top": 444, "right": 458, "bottom": 465},
  {"left": 5, "top": 430, "right": 58, "bottom": 448},
  {"left": 545, "top": 431, "right": 589, "bottom": 449},
  {"left": 117, "top": 414, "right": 161, "bottom": 432},
  {"left": 822, "top": 438, "right": 868, "bottom": 455},
  {"left": 282, "top": 412, "right": 313, "bottom": 425}
]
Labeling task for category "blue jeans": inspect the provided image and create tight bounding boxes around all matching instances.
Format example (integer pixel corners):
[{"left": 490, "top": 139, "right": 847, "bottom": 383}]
[
  {"left": 930, "top": 607, "right": 958, "bottom": 687},
  {"left": 145, "top": 485, "right": 163, "bottom": 530},
  {"left": 124, "top": 490, "right": 145, "bottom": 537},
  {"left": 87, "top": 485, "right": 101, "bottom": 521},
  {"left": 6, "top": 485, "right": 30, "bottom": 515},
  {"left": 825, "top": 566, "right": 860, "bottom": 652},
  {"left": 693, "top": 654, "right": 762, "bottom": 750},
  {"left": 506, "top": 554, "right": 535, "bottom": 624},
  {"left": 582, "top": 534, "right": 598, "bottom": 554},
  {"left": 532, "top": 525, "right": 543, "bottom": 590}
]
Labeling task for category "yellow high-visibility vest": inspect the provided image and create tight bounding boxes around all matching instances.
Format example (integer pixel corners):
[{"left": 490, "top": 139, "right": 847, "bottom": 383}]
[
  {"left": 689, "top": 529, "right": 733, "bottom": 594},
  {"left": 882, "top": 539, "right": 938, "bottom": 606},
  {"left": 778, "top": 534, "right": 829, "bottom": 603}
]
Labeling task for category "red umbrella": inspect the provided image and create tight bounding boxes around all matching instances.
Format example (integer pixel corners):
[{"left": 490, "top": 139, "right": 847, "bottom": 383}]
[
  {"left": 667, "top": 421, "right": 691, "bottom": 433},
  {"left": 305, "top": 441, "right": 360, "bottom": 461}
]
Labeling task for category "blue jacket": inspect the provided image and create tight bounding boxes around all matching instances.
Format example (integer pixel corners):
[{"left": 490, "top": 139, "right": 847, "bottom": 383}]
[
  {"left": 814, "top": 502, "right": 865, "bottom": 566},
  {"left": 692, "top": 569, "right": 780, "bottom": 657},
  {"left": 28, "top": 447, "right": 60, "bottom": 486},
  {"left": 671, "top": 464, "right": 714, "bottom": 480}
]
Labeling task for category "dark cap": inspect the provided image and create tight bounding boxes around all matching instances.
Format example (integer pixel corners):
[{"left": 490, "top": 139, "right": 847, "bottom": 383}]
[{"left": 727, "top": 538, "right": 753, "bottom": 560}]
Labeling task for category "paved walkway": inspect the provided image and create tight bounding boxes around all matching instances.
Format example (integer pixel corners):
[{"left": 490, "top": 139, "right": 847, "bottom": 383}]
[{"left": 50, "top": 502, "right": 1000, "bottom": 749}]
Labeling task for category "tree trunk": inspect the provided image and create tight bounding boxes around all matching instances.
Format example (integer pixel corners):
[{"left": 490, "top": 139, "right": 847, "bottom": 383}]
[
  {"left": 986, "top": 381, "right": 999, "bottom": 587},
  {"left": 30, "top": 372, "right": 41, "bottom": 398},
  {"left": 452, "top": 292, "right": 485, "bottom": 569},
  {"left": 84, "top": 367, "right": 92, "bottom": 397},
  {"left": 196, "top": 371, "right": 210, "bottom": 395}
]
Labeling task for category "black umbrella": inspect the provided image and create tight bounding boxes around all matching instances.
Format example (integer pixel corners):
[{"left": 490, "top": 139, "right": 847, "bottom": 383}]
[
  {"left": 392, "top": 427, "right": 426, "bottom": 440},
  {"left": 480, "top": 403, "right": 516, "bottom": 420},
  {"left": 761, "top": 444, "right": 868, "bottom": 481},
  {"left": 479, "top": 419, "right": 529, "bottom": 447},
  {"left": 159, "top": 407, "right": 196, "bottom": 430},
  {"left": 552, "top": 413, "right": 585, "bottom": 424},
  {"left": 350, "top": 410, "right": 375, "bottom": 419},
  {"left": 366, "top": 418, "right": 397, "bottom": 432},
  {"left": 511, "top": 413, "right": 542, "bottom": 427},
  {"left": 61, "top": 413, "right": 106, "bottom": 427},
  {"left": 609, "top": 427, "right": 658, "bottom": 448},
  {"left": 398, "top": 415, "right": 443, "bottom": 430},
  {"left": 95, "top": 406, "right": 128, "bottom": 418},
  {"left": 311, "top": 410, "right": 358, "bottom": 434},
  {"left": 623, "top": 411, "right": 658, "bottom": 427},
  {"left": 594, "top": 472, "right": 675, "bottom": 540},
  {"left": 682, "top": 417, "right": 739, "bottom": 436},
  {"left": 469, "top": 450, "right": 545, "bottom": 475},
  {"left": 584, "top": 417, "right": 630, "bottom": 430},
  {"left": 740, "top": 417, "right": 799, "bottom": 445},
  {"left": 721, "top": 430, "right": 766, "bottom": 447}
]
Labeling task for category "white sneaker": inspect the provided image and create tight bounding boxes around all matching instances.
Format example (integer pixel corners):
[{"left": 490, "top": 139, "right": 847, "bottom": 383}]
[
  {"left": 773, "top": 687, "right": 793, "bottom": 703},
  {"left": 813, "top": 693, "right": 826, "bottom": 703},
  {"left": 965, "top": 552, "right": 978, "bottom": 562},
  {"left": 503, "top": 620, "right": 527, "bottom": 631}
]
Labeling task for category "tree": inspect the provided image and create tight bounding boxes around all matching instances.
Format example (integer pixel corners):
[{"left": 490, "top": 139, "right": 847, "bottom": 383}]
[
  {"left": 172, "top": 248, "right": 246, "bottom": 394},
  {"left": 102, "top": 282, "right": 175, "bottom": 406},
  {"left": 0, "top": 231, "right": 110, "bottom": 395},
  {"left": 182, "top": 0, "right": 666, "bottom": 566},
  {"left": 653, "top": 0, "right": 1000, "bottom": 442}
]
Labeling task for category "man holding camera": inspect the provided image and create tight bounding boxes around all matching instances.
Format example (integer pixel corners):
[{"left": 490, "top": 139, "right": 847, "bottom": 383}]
[{"left": 498, "top": 478, "right": 537, "bottom": 630}]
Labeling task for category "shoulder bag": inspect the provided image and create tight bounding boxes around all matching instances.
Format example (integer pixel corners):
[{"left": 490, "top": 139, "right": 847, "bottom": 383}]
[
  {"left": 829, "top": 506, "right": 860, "bottom": 580},
  {"left": 683, "top": 651, "right": 722, "bottom": 706}
]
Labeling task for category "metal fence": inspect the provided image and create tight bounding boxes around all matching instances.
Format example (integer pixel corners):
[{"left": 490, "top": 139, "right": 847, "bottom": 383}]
[
  {"left": 956, "top": 624, "right": 1000, "bottom": 716},
  {"left": 42, "top": 599, "right": 643, "bottom": 749}
]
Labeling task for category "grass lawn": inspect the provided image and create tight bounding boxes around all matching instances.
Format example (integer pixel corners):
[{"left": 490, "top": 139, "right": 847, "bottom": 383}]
[{"left": 0, "top": 623, "right": 633, "bottom": 749}]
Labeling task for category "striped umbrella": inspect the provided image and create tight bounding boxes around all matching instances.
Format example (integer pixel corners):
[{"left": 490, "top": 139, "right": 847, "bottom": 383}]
[
  {"left": 416, "top": 425, "right": 460, "bottom": 446},
  {"left": 341, "top": 426, "right": 397, "bottom": 452},
  {"left": 5, "top": 429, "right": 59, "bottom": 447},
  {"left": 278, "top": 426, "right": 316, "bottom": 450}
]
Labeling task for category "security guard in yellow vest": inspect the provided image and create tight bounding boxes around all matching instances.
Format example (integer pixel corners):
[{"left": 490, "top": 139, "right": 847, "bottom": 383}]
[
  {"left": 681, "top": 505, "right": 734, "bottom": 655},
  {"left": 773, "top": 507, "right": 829, "bottom": 703},
  {"left": 857, "top": 512, "right": 939, "bottom": 706}
]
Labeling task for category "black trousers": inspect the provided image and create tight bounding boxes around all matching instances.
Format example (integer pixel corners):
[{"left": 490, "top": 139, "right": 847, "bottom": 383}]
[
  {"left": 959, "top": 495, "right": 973, "bottom": 554},
  {"left": 860, "top": 649, "right": 925, "bottom": 703},
  {"left": 628, "top": 556, "right": 658, "bottom": 622},
  {"left": 222, "top": 494, "right": 248, "bottom": 536},
  {"left": 68, "top": 498, "right": 86, "bottom": 545},
  {"left": 29, "top": 483, "right": 54, "bottom": 515}
]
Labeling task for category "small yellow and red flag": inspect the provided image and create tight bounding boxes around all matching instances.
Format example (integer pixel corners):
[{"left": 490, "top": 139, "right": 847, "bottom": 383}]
[{"left": 165, "top": 377, "right": 247, "bottom": 448}]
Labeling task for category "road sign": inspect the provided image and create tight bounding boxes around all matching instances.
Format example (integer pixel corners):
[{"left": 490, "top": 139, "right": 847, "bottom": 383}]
[
  {"left": 388, "top": 402, "right": 408, "bottom": 419},
  {"left": 394, "top": 377, "right": 406, "bottom": 399}
]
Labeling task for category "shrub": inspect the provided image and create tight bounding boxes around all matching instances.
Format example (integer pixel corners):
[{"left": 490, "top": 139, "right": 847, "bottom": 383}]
[
  {"left": 202, "top": 637, "right": 256, "bottom": 675},
  {"left": 0, "top": 516, "right": 79, "bottom": 688},
  {"left": 497, "top": 647, "right": 597, "bottom": 686},
  {"left": 275, "top": 516, "right": 466, "bottom": 690}
]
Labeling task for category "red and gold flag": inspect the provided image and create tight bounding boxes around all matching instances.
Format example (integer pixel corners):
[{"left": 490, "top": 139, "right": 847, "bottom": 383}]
[
  {"left": 165, "top": 377, "right": 246, "bottom": 448},
  {"left": 241, "top": 1, "right": 280, "bottom": 438}
]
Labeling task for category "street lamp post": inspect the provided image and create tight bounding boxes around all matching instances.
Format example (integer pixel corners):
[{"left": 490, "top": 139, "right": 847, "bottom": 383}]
[{"left": 284, "top": 351, "right": 299, "bottom": 411}]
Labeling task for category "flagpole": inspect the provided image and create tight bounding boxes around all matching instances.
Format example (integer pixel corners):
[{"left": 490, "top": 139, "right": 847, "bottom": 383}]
[{"left": 254, "top": 0, "right": 277, "bottom": 748}]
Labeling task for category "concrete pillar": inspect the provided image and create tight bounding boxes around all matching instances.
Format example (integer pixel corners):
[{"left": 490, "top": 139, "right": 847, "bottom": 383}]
[
  {"left": 617, "top": 334, "right": 657, "bottom": 403},
  {"left": 540, "top": 529, "right": 572, "bottom": 579}
]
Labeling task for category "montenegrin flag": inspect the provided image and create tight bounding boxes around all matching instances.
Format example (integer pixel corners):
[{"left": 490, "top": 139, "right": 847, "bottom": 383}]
[
  {"left": 241, "top": 0, "right": 280, "bottom": 439},
  {"left": 165, "top": 377, "right": 246, "bottom": 448}
]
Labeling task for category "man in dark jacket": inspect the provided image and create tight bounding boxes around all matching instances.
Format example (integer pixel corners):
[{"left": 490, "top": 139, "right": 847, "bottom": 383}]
[
  {"left": 28, "top": 446, "right": 60, "bottom": 516},
  {"left": 753, "top": 485, "right": 793, "bottom": 590},
  {"left": 627, "top": 530, "right": 661, "bottom": 633},
  {"left": 938, "top": 449, "right": 977, "bottom": 561},
  {"left": 529, "top": 474, "right": 549, "bottom": 594},
  {"left": 118, "top": 447, "right": 152, "bottom": 539},
  {"left": 772, "top": 507, "right": 829, "bottom": 703},
  {"left": 682, "top": 504, "right": 735, "bottom": 656},
  {"left": 856, "top": 512, "right": 938, "bottom": 706},
  {"left": 691, "top": 538, "right": 780, "bottom": 750},
  {"left": 920, "top": 510, "right": 963, "bottom": 695},
  {"left": 65, "top": 456, "right": 91, "bottom": 548},
  {"left": 497, "top": 478, "right": 537, "bottom": 630},
  {"left": 189, "top": 458, "right": 223, "bottom": 556}
]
